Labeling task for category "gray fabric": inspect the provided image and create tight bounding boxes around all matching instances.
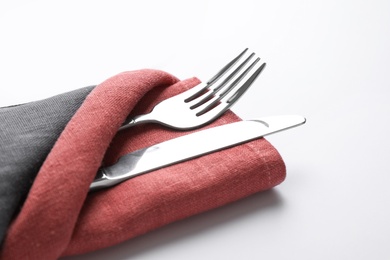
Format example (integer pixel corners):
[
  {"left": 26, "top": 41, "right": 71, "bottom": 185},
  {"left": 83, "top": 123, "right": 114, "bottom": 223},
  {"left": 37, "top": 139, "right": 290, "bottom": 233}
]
[{"left": 0, "top": 86, "right": 94, "bottom": 245}]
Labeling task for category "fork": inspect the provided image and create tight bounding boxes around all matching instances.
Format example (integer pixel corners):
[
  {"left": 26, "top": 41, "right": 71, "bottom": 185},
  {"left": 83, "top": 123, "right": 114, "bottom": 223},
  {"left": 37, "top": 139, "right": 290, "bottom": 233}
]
[{"left": 120, "top": 48, "right": 266, "bottom": 130}]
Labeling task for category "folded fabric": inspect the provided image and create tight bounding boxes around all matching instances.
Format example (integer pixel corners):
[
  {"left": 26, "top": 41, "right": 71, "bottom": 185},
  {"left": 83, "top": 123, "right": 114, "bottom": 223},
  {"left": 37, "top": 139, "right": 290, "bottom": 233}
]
[
  {"left": 0, "top": 69, "right": 286, "bottom": 260},
  {"left": 0, "top": 86, "right": 94, "bottom": 245}
]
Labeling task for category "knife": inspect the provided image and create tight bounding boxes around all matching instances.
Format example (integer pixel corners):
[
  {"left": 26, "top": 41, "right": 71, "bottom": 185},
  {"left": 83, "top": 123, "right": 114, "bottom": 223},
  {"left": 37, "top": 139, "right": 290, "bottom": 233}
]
[{"left": 90, "top": 115, "right": 306, "bottom": 191}]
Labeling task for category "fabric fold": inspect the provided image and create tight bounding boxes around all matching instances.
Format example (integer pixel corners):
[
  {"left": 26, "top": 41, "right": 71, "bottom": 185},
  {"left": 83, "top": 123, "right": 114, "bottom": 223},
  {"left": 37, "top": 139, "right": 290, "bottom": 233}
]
[
  {"left": 0, "top": 85, "right": 94, "bottom": 245},
  {"left": 0, "top": 69, "right": 179, "bottom": 259},
  {"left": 0, "top": 69, "right": 286, "bottom": 260}
]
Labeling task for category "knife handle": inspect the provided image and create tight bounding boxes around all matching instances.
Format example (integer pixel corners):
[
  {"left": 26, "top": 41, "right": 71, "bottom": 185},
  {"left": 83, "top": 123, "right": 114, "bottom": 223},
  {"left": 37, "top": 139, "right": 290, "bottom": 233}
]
[{"left": 89, "top": 169, "right": 121, "bottom": 191}]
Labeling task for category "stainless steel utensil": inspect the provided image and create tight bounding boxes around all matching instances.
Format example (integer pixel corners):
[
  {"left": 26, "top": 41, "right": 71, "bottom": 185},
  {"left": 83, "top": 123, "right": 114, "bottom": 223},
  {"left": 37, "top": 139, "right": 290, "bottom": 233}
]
[
  {"left": 120, "top": 48, "right": 265, "bottom": 130},
  {"left": 91, "top": 115, "right": 306, "bottom": 191}
]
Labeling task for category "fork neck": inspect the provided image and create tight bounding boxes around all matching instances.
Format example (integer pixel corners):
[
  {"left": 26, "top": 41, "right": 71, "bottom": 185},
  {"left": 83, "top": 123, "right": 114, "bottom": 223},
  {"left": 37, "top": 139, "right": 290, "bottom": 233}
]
[{"left": 119, "top": 113, "right": 155, "bottom": 131}]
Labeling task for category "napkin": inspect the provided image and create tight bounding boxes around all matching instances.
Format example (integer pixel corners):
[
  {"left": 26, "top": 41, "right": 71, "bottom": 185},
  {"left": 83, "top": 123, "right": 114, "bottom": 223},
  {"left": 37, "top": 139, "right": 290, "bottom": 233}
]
[
  {"left": 0, "top": 69, "right": 286, "bottom": 259},
  {"left": 0, "top": 85, "right": 94, "bottom": 245}
]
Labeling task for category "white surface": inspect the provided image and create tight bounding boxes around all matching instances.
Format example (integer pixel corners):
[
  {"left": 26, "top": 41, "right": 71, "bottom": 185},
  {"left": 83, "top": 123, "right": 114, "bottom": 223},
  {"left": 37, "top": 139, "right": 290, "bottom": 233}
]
[{"left": 1, "top": 1, "right": 390, "bottom": 259}]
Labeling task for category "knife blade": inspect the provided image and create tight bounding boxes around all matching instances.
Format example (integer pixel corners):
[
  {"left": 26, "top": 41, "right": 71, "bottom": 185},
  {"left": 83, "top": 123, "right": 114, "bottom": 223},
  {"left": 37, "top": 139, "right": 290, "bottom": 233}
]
[{"left": 90, "top": 115, "right": 306, "bottom": 191}]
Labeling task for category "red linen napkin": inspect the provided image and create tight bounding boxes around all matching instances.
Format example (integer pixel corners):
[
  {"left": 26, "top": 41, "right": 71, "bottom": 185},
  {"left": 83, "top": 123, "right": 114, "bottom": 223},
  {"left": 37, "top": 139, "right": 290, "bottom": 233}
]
[{"left": 0, "top": 69, "right": 285, "bottom": 259}]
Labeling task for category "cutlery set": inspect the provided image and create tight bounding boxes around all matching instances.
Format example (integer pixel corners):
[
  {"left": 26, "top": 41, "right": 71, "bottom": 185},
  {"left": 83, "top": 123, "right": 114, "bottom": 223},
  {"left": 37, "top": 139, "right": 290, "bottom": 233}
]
[{"left": 91, "top": 48, "right": 305, "bottom": 191}]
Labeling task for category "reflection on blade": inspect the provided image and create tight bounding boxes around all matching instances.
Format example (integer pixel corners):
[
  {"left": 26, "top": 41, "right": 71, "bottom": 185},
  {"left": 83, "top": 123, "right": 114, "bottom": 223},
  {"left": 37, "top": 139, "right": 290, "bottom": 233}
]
[{"left": 90, "top": 115, "right": 306, "bottom": 191}]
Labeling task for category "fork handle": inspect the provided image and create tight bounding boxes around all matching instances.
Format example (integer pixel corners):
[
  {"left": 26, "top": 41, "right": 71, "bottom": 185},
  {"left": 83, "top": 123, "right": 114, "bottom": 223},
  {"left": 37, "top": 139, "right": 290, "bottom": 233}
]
[{"left": 119, "top": 113, "right": 154, "bottom": 131}]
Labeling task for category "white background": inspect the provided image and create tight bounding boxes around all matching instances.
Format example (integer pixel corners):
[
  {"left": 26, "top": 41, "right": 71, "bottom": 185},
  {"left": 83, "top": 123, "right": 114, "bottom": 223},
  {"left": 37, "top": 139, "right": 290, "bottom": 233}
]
[{"left": 1, "top": 1, "right": 390, "bottom": 259}]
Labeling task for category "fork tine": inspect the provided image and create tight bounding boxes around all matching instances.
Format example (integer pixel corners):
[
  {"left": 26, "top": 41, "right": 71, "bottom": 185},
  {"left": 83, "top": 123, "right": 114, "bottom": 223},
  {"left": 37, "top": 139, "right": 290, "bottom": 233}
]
[
  {"left": 226, "top": 62, "right": 266, "bottom": 104},
  {"left": 206, "top": 48, "right": 248, "bottom": 85},
  {"left": 184, "top": 48, "right": 248, "bottom": 102},
  {"left": 188, "top": 53, "right": 256, "bottom": 109},
  {"left": 204, "top": 56, "right": 260, "bottom": 105},
  {"left": 211, "top": 53, "right": 255, "bottom": 93},
  {"left": 194, "top": 57, "right": 265, "bottom": 116},
  {"left": 218, "top": 57, "right": 260, "bottom": 97}
]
